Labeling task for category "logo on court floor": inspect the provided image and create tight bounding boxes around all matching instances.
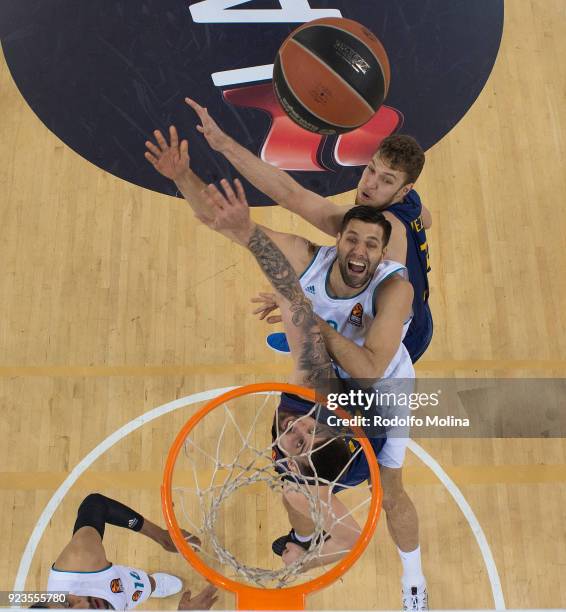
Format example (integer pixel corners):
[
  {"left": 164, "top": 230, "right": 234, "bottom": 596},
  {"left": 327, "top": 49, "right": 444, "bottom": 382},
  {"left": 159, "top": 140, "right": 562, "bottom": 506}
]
[{"left": 0, "top": 0, "right": 503, "bottom": 204}]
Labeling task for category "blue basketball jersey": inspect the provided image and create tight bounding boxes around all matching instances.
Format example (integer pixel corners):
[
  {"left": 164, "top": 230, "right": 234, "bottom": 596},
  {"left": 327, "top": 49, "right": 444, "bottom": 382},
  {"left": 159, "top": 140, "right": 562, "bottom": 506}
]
[{"left": 386, "top": 189, "right": 433, "bottom": 361}]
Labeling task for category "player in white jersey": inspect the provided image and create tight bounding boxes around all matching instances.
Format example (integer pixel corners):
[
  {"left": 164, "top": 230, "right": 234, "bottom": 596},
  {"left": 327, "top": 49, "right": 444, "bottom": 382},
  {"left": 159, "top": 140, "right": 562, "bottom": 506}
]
[
  {"left": 145, "top": 130, "right": 428, "bottom": 610},
  {"left": 35, "top": 493, "right": 217, "bottom": 610}
]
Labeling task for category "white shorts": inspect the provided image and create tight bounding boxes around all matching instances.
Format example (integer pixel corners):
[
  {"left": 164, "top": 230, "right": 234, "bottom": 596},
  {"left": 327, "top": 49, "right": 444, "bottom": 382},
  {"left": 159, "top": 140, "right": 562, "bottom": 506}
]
[
  {"left": 377, "top": 435, "right": 409, "bottom": 469},
  {"left": 374, "top": 375, "right": 415, "bottom": 470}
]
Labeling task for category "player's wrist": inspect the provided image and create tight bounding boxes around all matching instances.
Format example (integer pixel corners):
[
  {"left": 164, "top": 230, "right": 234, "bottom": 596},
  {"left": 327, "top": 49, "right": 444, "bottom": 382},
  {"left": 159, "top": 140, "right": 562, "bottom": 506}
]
[
  {"left": 140, "top": 519, "right": 164, "bottom": 541},
  {"left": 174, "top": 167, "right": 196, "bottom": 187},
  {"left": 234, "top": 221, "right": 257, "bottom": 247}
]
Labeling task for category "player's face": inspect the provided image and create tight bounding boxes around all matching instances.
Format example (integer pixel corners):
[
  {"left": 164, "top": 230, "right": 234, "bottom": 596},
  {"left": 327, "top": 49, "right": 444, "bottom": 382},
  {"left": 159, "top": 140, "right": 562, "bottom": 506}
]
[
  {"left": 336, "top": 220, "right": 387, "bottom": 288},
  {"left": 277, "top": 413, "right": 321, "bottom": 458},
  {"left": 355, "top": 154, "right": 410, "bottom": 208}
]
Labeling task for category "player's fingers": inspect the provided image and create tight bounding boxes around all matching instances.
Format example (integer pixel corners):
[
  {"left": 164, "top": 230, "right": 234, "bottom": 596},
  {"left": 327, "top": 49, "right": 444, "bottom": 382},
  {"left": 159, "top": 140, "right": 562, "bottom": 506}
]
[
  {"left": 185, "top": 97, "right": 209, "bottom": 123},
  {"left": 266, "top": 315, "right": 283, "bottom": 324},
  {"left": 185, "top": 97, "right": 203, "bottom": 113},
  {"left": 144, "top": 152, "right": 158, "bottom": 165},
  {"left": 234, "top": 178, "right": 246, "bottom": 202},
  {"left": 220, "top": 178, "right": 237, "bottom": 205},
  {"left": 259, "top": 292, "right": 276, "bottom": 299},
  {"left": 154, "top": 129, "right": 168, "bottom": 151},
  {"left": 169, "top": 125, "right": 179, "bottom": 149},
  {"left": 203, "top": 184, "right": 226, "bottom": 210},
  {"left": 145, "top": 140, "right": 161, "bottom": 156},
  {"left": 260, "top": 309, "right": 277, "bottom": 321},
  {"left": 180, "top": 140, "right": 189, "bottom": 158}
]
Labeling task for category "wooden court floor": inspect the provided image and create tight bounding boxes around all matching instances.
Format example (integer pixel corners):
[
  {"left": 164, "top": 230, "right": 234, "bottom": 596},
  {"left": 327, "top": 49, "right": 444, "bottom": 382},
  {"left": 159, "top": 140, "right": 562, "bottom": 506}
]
[{"left": 1, "top": 0, "right": 566, "bottom": 609}]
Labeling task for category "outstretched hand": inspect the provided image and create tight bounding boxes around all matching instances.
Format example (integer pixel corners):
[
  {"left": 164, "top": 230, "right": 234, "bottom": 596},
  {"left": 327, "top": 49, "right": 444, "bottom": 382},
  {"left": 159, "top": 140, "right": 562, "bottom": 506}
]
[
  {"left": 177, "top": 585, "right": 218, "bottom": 610},
  {"left": 198, "top": 178, "right": 254, "bottom": 244},
  {"left": 186, "top": 98, "right": 231, "bottom": 152},
  {"left": 145, "top": 126, "right": 190, "bottom": 181},
  {"left": 251, "top": 292, "right": 283, "bottom": 324},
  {"left": 155, "top": 527, "right": 201, "bottom": 553}
]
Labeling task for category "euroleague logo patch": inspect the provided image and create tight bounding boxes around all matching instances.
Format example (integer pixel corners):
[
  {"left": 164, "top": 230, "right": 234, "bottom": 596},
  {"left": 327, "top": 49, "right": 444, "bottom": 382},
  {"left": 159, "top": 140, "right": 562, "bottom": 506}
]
[
  {"left": 349, "top": 303, "right": 364, "bottom": 327},
  {"left": 132, "top": 591, "right": 143, "bottom": 602},
  {"left": 0, "top": 1, "right": 503, "bottom": 204},
  {"left": 110, "top": 579, "right": 123, "bottom": 594}
]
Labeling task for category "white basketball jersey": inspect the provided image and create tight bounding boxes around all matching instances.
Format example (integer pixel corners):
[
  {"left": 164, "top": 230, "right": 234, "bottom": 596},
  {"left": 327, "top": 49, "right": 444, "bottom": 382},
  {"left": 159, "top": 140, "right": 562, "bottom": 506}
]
[
  {"left": 47, "top": 563, "right": 151, "bottom": 610},
  {"left": 300, "top": 246, "right": 415, "bottom": 380}
]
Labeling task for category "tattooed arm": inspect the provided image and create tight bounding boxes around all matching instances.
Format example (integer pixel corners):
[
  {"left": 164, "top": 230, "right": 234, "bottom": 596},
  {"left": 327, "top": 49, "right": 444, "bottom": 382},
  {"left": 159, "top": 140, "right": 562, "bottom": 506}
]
[
  {"left": 247, "top": 225, "right": 335, "bottom": 388},
  {"left": 201, "top": 179, "right": 335, "bottom": 389}
]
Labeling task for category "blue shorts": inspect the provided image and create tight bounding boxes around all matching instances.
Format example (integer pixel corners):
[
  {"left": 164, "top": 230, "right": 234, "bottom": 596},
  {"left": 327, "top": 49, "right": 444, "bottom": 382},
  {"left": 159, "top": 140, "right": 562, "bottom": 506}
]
[
  {"left": 403, "top": 302, "right": 433, "bottom": 363},
  {"left": 333, "top": 437, "right": 385, "bottom": 491}
]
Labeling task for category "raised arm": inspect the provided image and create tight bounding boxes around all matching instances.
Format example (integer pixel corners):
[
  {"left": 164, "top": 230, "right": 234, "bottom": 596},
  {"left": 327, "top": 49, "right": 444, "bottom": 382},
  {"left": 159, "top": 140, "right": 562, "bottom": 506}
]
[
  {"left": 54, "top": 493, "right": 197, "bottom": 571},
  {"left": 200, "top": 179, "right": 335, "bottom": 389},
  {"left": 186, "top": 98, "right": 346, "bottom": 237},
  {"left": 145, "top": 125, "right": 215, "bottom": 223}
]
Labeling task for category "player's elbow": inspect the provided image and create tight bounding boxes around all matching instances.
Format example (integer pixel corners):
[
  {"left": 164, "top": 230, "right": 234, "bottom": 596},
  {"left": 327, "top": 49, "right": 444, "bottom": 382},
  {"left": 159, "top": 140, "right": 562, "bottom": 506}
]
[
  {"left": 354, "top": 360, "right": 385, "bottom": 384},
  {"left": 358, "top": 349, "right": 394, "bottom": 382},
  {"left": 278, "top": 181, "right": 306, "bottom": 209}
]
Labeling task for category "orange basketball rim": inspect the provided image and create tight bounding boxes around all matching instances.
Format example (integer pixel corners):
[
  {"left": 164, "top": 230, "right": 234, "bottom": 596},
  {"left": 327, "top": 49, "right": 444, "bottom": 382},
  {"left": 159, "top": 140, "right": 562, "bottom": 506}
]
[{"left": 162, "top": 382, "right": 382, "bottom": 610}]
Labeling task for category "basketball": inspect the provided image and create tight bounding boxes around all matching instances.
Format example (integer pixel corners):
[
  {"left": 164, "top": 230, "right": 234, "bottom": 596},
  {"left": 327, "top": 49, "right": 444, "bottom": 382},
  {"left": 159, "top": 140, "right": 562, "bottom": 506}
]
[{"left": 273, "top": 17, "right": 390, "bottom": 135}]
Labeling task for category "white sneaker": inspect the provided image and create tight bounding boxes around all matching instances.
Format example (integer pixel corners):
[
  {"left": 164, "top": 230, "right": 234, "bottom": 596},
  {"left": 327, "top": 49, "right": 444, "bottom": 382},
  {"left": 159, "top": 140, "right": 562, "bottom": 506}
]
[
  {"left": 149, "top": 572, "right": 183, "bottom": 598},
  {"left": 402, "top": 584, "right": 428, "bottom": 611}
]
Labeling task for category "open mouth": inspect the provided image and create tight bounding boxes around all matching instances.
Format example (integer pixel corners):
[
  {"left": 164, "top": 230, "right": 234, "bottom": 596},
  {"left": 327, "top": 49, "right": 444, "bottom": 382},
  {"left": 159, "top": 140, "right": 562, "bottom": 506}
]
[{"left": 347, "top": 260, "right": 367, "bottom": 274}]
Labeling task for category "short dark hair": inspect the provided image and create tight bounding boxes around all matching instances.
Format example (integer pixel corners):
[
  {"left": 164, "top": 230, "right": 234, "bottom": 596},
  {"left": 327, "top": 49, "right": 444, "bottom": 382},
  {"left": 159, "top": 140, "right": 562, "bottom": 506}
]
[
  {"left": 376, "top": 134, "right": 425, "bottom": 184},
  {"left": 340, "top": 205, "right": 392, "bottom": 246},
  {"left": 299, "top": 437, "right": 352, "bottom": 483}
]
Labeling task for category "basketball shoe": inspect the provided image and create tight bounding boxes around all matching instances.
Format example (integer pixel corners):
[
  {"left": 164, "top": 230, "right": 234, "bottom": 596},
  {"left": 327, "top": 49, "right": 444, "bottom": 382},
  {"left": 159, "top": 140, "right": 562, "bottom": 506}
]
[
  {"left": 402, "top": 583, "right": 428, "bottom": 611},
  {"left": 149, "top": 573, "right": 183, "bottom": 598}
]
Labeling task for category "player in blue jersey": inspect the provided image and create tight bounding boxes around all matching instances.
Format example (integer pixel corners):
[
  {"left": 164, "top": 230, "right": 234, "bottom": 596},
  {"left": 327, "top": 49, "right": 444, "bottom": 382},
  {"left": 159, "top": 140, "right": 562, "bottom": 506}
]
[{"left": 184, "top": 99, "right": 433, "bottom": 363}]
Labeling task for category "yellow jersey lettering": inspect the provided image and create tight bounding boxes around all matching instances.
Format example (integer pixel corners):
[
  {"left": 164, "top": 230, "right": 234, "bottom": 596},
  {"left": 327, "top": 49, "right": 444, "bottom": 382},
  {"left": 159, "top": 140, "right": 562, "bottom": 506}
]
[
  {"left": 411, "top": 215, "right": 424, "bottom": 233},
  {"left": 420, "top": 240, "right": 431, "bottom": 271}
]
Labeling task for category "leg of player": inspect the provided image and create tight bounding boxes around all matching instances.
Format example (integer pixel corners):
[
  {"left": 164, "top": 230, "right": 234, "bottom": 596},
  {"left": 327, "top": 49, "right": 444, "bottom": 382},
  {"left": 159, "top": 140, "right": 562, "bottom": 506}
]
[{"left": 380, "top": 465, "right": 428, "bottom": 611}]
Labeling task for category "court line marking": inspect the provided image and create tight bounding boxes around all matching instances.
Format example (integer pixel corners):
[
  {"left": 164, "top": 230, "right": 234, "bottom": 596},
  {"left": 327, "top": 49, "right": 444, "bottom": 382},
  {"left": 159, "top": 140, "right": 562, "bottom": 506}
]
[
  {"left": 408, "top": 441, "right": 506, "bottom": 610},
  {"left": 13, "top": 386, "right": 236, "bottom": 592},
  {"left": 15, "top": 388, "right": 504, "bottom": 610},
  {"left": 2, "top": 358, "right": 566, "bottom": 377}
]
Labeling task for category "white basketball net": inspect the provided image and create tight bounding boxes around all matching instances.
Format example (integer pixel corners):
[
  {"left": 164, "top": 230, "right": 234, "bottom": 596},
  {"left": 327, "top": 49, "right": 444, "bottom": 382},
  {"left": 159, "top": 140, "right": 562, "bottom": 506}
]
[{"left": 171, "top": 391, "right": 375, "bottom": 589}]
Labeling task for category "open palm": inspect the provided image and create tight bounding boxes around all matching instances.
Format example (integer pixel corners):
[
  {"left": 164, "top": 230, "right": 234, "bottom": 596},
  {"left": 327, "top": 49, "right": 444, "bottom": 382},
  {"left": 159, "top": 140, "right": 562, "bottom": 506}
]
[{"left": 145, "top": 126, "right": 190, "bottom": 180}]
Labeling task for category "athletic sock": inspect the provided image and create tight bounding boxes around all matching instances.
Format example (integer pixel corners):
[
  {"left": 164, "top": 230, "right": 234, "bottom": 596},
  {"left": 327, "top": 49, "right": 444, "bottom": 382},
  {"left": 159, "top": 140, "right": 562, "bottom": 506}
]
[
  {"left": 293, "top": 531, "right": 314, "bottom": 543},
  {"left": 398, "top": 546, "right": 426, "bottom": 588}
]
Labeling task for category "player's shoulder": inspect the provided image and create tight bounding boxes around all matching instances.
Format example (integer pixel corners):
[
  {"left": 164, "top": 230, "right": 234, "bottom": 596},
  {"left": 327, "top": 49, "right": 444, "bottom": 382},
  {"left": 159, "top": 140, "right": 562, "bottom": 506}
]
[
  {"left": 385, "top": 189, "right": 423, "bottom": 223},
  {"left": 382, "top": 211, "right": 405, "bottom": 230},
  {"left": 375, "top": 273, "right": 413, "bottom": 304}
]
